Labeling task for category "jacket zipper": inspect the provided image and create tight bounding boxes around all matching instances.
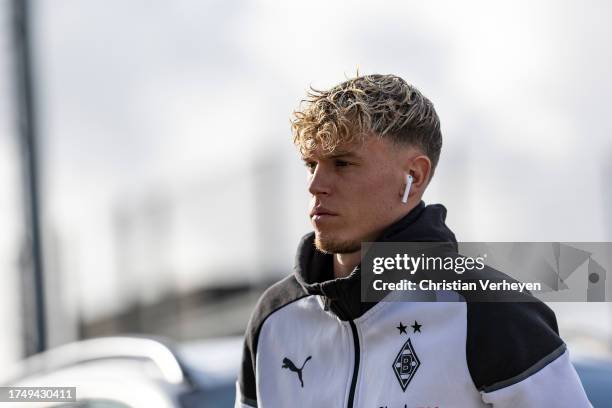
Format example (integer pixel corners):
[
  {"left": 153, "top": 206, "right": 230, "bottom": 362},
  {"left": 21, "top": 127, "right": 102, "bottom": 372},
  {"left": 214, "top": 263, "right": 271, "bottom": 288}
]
[{"left": 347, "top": 320, "right": 360, "bottom": 408}]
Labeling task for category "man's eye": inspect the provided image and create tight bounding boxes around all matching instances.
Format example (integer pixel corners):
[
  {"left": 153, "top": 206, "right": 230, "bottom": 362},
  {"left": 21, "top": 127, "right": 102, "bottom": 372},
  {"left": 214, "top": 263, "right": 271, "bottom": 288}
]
[
  {"left": 304, "top": 162, "right": 316, "bottom": 172},
  {"left": 335, "top": 160, "right": 351, "bottom": 167}
]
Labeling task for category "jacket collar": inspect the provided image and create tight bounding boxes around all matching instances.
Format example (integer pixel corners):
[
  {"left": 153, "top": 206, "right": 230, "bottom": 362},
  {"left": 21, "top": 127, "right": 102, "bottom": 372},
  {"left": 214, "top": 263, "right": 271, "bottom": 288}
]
[{"left": 293, "top": 200, "right": 458, "bottom": 320}]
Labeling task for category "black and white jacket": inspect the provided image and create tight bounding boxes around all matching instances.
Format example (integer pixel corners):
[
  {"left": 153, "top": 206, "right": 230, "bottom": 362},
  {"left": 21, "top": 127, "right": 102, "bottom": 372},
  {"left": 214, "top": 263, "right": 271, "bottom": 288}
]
[{"left": 235, "top": 201, "right": 592, "bottom": 407}]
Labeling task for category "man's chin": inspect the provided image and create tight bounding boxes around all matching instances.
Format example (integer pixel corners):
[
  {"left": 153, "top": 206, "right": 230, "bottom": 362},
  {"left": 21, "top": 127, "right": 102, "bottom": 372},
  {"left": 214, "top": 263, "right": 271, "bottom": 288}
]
[{"left": 314, "top": 234, "right": 361, "bottom": 254}]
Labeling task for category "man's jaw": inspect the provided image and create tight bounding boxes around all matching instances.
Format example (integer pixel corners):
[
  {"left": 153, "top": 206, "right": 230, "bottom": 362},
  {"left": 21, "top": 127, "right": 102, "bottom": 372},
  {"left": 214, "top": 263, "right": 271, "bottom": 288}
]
[{"left": 314, "top": 233, "right": 361, "bottom": 254}]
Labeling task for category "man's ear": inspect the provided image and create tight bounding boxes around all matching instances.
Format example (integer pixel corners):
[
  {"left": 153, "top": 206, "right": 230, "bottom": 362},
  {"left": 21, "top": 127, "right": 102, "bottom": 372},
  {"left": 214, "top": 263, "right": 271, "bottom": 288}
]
[
  {"left": 398, "top": 153, "right": 432, "bottom": 200},
  {"left": 408, "top": 154, "right": 432, "bottom": 192}
]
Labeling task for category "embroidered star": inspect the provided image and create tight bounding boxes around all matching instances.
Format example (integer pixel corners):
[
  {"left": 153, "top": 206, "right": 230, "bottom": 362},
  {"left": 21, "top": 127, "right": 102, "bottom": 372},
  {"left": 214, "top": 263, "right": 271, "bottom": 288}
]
[
  {"left": 397, "top": 322, "right": 408, "bottom": 334},
  {"left": 411, "top": 320, "right": 422, "bottom": 333}
]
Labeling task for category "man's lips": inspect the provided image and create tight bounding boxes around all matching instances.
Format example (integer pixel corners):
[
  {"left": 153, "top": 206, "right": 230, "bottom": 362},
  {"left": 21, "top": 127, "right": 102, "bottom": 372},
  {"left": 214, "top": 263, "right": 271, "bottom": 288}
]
[{"left": 310, "top": 207, "right": 339, "bottom": 220}]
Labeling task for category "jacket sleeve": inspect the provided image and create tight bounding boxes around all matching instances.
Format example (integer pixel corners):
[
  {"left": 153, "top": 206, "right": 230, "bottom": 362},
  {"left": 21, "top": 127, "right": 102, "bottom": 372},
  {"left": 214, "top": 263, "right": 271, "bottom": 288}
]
[
  {"left": 480, "top": 345, "right": 592, "bottom": 407},
  {"left": 466, "top": 301, "right": 592, "bottom": 407},
  {"left": 234, "top": 275, "right": 307, "bottom": 408},
  {"left": 235, "top": 330, "right": 258, "bottom": 408}
]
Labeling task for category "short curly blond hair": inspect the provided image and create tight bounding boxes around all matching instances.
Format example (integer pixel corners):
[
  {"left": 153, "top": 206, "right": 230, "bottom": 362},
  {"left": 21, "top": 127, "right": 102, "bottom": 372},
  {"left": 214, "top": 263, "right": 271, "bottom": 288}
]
[{"left": 292, "top": 73, "right": 442, "bottom": 178}]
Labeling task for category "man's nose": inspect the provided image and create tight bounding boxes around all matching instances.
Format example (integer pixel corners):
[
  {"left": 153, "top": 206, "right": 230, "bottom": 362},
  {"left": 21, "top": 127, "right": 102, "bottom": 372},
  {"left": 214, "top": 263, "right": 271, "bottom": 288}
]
[{"left": 308, "top": 166, "right": 332, "bottom": 196}]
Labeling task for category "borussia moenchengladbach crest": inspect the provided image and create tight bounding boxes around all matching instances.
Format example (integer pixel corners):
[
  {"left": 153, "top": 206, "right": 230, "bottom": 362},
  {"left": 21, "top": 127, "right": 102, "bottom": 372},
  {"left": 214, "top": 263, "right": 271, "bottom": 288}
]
[{"left": 392, "top": 338, "right": 420, "bottom": 391}]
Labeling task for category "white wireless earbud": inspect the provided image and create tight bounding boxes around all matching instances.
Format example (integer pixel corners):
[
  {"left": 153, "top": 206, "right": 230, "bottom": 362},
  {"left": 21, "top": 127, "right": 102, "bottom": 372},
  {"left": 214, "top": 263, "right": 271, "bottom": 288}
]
[{"left": 401, "top": 174, "right": 413, "bottom": 203}]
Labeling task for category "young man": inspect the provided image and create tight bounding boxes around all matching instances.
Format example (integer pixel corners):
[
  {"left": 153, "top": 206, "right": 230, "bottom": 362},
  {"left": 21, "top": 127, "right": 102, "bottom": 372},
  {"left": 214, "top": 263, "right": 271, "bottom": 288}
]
[{"left": 235, "top": 74, "right": 591, "bottom": 407}]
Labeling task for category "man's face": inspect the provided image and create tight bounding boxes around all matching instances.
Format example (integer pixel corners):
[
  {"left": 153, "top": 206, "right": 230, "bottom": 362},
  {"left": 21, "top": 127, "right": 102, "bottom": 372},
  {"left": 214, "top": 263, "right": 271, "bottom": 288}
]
[{"left": 303, "top": 135, "right": 408, "bottom": 254}]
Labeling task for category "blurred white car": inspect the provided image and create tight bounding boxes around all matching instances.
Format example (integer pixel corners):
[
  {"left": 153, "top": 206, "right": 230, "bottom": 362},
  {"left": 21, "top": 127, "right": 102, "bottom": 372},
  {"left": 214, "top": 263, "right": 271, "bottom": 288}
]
[{"left": 0, "top": 336, "right": 242, "bottom": 408}]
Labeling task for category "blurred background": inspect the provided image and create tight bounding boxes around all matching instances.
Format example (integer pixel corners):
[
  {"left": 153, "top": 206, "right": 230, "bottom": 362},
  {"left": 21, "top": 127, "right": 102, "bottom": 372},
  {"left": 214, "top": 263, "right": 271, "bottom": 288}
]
[{"left": 1, "top": 0, "right": 611, "bottom": 403}]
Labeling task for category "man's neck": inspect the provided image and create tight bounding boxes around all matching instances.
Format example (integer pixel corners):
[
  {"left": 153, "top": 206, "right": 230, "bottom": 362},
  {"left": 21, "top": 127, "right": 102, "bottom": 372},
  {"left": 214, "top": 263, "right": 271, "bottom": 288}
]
[{"left": 333, "top": 252, "right": 361, "bottom": 279}]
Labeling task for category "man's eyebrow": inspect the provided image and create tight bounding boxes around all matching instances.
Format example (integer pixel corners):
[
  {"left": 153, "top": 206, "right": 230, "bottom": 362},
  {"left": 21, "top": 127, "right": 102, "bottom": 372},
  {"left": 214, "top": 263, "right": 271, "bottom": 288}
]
[{"left": 328, "top": 151, "right": 360, "bottom": 159}]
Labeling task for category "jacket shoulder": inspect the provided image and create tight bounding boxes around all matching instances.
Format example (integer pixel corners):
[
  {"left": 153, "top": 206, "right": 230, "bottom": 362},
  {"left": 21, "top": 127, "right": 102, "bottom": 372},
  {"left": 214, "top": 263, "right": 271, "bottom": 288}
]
[
  {"left": 465, "top": 298, "right": 564, "bottom": 391},
  {"left": 246, "top": 274, "right": 308, "bottom": 345}
]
